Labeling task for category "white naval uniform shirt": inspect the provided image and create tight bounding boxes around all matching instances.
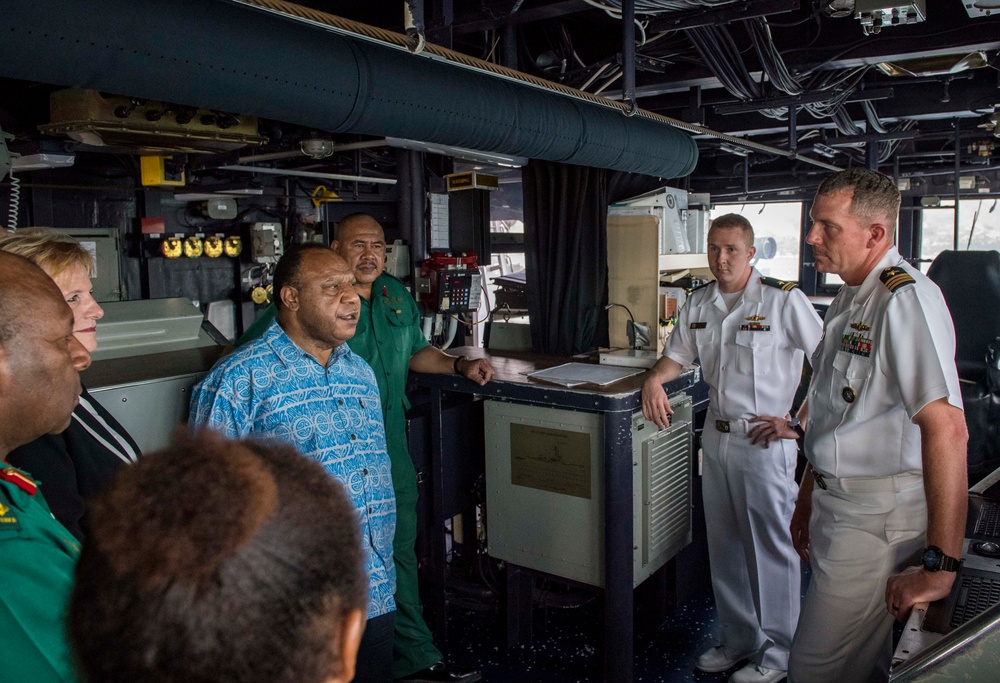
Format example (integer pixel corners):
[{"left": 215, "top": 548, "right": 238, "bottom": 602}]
[
  {"left": 805, "top": 246, "right": 963, "bottom": 478},
  {"left": 663, "top": 267, "right": 823, "bottom": 420}
]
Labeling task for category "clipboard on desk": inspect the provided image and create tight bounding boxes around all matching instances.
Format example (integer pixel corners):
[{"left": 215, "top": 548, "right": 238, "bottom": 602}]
[{"left": 526, "top": 362, "right": 644, "bottom": 388}]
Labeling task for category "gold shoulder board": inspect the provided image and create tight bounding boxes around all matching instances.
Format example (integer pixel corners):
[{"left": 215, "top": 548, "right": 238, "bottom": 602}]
[
  {"left": 760, "top": 276, "right": 798, "bottom": 291},
  {"left": 879, "top": 266, "right": 915, "bottom": 293}
]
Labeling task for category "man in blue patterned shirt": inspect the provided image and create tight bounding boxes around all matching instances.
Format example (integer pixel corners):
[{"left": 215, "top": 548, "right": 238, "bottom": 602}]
[{"left": 190, "top": 244, "right": 396, "bottom": 683}]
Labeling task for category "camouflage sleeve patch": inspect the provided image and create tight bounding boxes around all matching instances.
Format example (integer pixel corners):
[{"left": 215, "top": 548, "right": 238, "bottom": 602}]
[
  {"left": 879, "top": 266, "right": 915, "bottom": 293},
  {"left": 760, "top": 276, "right": 799, "bottom": 291}
]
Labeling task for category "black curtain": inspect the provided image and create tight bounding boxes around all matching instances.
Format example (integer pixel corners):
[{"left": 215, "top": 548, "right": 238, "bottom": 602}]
[
  {"left": 523, "top": 161, "right": 610, "bottom": 355},
  {"left": 607, "top": 170, "right": 670, "bottom": 205},
  {"left": 523, "top": 160, "right": 671, "bottom": 356}
]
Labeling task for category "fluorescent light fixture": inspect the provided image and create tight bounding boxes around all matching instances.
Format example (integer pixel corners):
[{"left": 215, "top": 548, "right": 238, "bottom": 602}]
[
  {"left": 718, "top": 142, "right": 751, "bottom": 157},
  {"left": 812, "top": 143, "right": 839, "bottom": 159},
  {"left": 875, "top": 51, "right": 988, "bottom": 78},
  {"left": 386, "top": 137, "right": 528, "bottom": 168},
  {"left": 10, "top": 153, "right": 75, "bottom": 171},
  {"left": 220, "top": 164, "right": 397, "bottom": 185},
  {"left": 174, "top": 187, "right": 265, "bottom": 201}
]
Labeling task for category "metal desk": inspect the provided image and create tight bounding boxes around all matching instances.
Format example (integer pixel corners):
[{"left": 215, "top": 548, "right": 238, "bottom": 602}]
[{"left": 411, "top": 348, "right": 699, "bottom": 683}]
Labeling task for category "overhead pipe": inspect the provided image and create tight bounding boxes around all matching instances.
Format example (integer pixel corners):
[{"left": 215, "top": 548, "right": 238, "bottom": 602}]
[
  {"left": 0, "top": 0, "right": 697, "bottom": 179},
  {"left": 219, "top": 165, "right": 397, "bottom": 185}
]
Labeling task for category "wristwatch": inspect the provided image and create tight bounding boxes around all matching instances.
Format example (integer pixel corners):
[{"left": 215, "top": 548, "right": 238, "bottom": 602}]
[
  {"left": 787, "top": 417, "right": 805, "bottom": 440},
  {"left": 921, "top": 545, "right": 962, "bottom": 573}
]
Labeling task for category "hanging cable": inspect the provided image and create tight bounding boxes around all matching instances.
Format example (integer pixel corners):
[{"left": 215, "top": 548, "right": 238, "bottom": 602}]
[
  {"left": 745, "top": 18, "right": 802, "bottom": 96},
  {"left": 6, "top": 172, "right": 19, "bottom": 232},
  {"left": 861, "top": 100, "right": 888, "bottom": 135},
  {"left": 967, "top": 202, "right": 980, "bottom": 249}
]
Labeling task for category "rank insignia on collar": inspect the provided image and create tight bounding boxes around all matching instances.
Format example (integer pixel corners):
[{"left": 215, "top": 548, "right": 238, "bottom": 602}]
[
  {"left": 879, "top": 266, "right": 915, "bottom": 293},
  {"left": 746, "top": 315, "right": 766, "bottom": 322},
  {"left": 0, "top": 468, "right": 37, "bottom": 496},
  {"left": 850, "top": 321, "right": 871, "bottom": 332},
  {"left": 0, "top": 502, "right": 8, "bottom": 517},
  {"left": 690, "top": 322, "right": 707, "bottom": 329}
]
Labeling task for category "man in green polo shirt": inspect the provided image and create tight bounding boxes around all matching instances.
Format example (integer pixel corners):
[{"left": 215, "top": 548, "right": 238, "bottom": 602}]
[
  {"left": 0, "top": 252, "right": 93, "bottom": 683},
  {"left": 239, "top": 214, "right": 492, "bottom": 682}
]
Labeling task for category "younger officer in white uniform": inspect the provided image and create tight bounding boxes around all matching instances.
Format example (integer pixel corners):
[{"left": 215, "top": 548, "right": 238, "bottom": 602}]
[
  {"left": 642, "top": 214, "right": 822, "bottom": 683},
  {"left": 786, "top": 169, "right": 967, "bottom": 683}
]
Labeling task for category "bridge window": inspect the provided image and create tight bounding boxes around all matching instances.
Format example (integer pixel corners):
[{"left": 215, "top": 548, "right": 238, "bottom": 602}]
[
  {"left": 710, "top": 202, "right": 803, "bottom": 281},
  {"left": 919, "top": 199, "right": 1000, "bottom": 272}
]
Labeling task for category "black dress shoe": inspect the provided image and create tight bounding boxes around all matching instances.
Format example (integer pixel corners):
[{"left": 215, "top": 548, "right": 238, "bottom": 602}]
[{"left": 397, "top": 661, "right": 482, "bottom": 683}]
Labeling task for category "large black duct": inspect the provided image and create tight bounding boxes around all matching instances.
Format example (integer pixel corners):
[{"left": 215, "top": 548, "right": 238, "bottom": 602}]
[{"left": 0, "top": 0, "right": 698, "bottom": 179}]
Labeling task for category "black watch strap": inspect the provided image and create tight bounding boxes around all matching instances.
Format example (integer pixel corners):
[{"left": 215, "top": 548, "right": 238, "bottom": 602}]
[
  {"left": 788, "top": 418, "right": 805, "bottom": 440},
  {"left": 453, "top": 355, "right": 467, "bottom": 376},
  {"left": 938, "top": 553, "right": 963, "bottom": 572}
]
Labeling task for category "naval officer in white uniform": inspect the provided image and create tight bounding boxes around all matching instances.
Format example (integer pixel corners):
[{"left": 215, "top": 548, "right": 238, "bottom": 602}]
[
  {"left": 784, "top": 168, "right": 967, "bottom": 683},
  {"left": 642, "top": 213, "right": 822, "bottom": 683}
]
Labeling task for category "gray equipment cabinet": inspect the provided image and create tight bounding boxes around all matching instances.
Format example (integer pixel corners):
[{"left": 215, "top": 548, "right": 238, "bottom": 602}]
[
  {"left": 411, "top": 349, "right": 699, "bottom": 683},
  {"left": 485, "top": 397, "right": 693, "bottom": 589},
  {"left": 82, "top": 298, "right": 226, "bottom": 453}
]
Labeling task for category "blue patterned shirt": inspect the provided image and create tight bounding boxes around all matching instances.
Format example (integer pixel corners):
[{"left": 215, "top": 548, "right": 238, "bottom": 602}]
[{"left": 189, "top": 320, "right": 395, "bottom": 619}]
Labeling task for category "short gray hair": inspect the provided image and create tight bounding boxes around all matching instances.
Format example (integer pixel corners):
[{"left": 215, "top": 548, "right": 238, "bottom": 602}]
[{"left": 816, "top": 168, "right": 900, "bottom": 231}]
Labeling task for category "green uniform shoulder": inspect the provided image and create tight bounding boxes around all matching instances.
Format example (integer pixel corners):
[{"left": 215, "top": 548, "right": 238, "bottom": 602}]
[
  {"left": 0, "top": 470, "right": 34, "bottom": 533},
  {"left": 760, "top": 276, "right": 799, "bottom": 291},
  {"left": 376, "top": 272, "right": 410, "bottom": 294},
  {"left": 0, "top": 495, "right": 21, "bottom": 532},
  {"left": 879, "top": 265, "right": 915, "bottom": 293},
  {"left": 373, "top": 274, "right": 418, "bottom": 315}
]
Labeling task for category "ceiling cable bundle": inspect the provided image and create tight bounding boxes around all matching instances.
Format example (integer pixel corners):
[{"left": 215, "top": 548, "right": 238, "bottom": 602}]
[
  {"left": 582, "top": 0, "right": 741, "bottom": 15},
  {"left": 745, "top": 17, "right": 802, "bottom": 96}
]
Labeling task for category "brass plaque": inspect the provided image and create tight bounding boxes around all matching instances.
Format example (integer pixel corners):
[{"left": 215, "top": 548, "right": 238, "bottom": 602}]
[{"left": 510, "top": 424, "right": 591, "bottom": 499}]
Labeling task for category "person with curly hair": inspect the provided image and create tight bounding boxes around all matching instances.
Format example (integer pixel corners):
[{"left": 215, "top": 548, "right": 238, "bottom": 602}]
[{"left": 69, "top": 430, "right": 368, "bottom": 683}]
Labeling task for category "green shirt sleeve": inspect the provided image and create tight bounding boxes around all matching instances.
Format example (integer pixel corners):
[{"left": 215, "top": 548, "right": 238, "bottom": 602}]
[{"left": 236, "top": 303, "right": 277, "bottom": 348}]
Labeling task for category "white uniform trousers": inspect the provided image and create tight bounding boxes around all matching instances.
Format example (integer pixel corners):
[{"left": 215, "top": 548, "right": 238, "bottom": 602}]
[
  {"left": 702, "top": 418, "right": 801, "bottom": 671},
  {"left": 788, "top": 473, "right": 926, "bottom": 683}
]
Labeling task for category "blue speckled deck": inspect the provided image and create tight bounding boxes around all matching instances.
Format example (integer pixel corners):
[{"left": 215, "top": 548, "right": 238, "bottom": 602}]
[
  {"left": 436, "top": 586, "right": 739, "bottom": 682},
  {"left": 431, "top": 501, "right": 811, "bottom": 682}
]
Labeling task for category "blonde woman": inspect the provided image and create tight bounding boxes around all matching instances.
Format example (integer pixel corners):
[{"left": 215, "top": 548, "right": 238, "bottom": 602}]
[{"left": 0, "top": 228, "right": 140, "bottom": 540}]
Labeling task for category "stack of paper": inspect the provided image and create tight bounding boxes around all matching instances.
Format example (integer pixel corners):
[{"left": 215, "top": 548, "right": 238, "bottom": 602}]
[{"left": 527, "top": 362, "right": 643, "bottom": 388}]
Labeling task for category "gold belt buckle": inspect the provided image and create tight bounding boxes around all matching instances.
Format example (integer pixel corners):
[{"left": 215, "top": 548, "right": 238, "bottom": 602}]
[
  {"left": 715, "top": 420, "right": 731, "bottom": 433},
  {"left": 814, "top": 472, "right": 828, "bottom": 490}
]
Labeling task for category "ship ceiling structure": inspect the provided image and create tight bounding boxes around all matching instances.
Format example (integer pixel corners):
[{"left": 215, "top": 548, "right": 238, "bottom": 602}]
[
  {"left": 306, "top": 0, "right": 1000, "bottom": 200},
  {"left": 0, "top": 0, "right": 997, "bottom": 202}
]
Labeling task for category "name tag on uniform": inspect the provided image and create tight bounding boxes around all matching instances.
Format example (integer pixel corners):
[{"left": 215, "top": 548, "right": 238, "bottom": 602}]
[{"left": 690, "top": 322, "right": 707, "bottom": 329}]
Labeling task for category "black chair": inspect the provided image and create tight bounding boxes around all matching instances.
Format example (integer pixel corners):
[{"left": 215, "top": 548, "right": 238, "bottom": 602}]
[{"left": 927, "top": 250, "right": 1000, "bottom": 485}]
